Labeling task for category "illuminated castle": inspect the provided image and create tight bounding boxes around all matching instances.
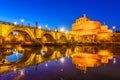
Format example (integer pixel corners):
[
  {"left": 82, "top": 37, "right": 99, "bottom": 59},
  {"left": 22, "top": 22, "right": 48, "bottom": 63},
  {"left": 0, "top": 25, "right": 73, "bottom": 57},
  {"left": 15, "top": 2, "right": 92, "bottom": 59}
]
[{"left": 72, "top": 14, "right": 112, "bottom": 35}]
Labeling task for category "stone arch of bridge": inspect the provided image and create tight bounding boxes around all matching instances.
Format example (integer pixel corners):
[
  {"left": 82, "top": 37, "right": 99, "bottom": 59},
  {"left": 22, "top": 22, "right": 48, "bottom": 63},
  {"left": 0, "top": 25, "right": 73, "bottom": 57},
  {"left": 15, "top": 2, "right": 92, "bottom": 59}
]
[
  {"left": 59, "top": 35, "right": 67, "bottom": 43},
  {"left": 41, "top": 33, "right": 55, "bottom": 43},
  {"left": 4, "top": 27, "right": 35, "bottom": 40}
]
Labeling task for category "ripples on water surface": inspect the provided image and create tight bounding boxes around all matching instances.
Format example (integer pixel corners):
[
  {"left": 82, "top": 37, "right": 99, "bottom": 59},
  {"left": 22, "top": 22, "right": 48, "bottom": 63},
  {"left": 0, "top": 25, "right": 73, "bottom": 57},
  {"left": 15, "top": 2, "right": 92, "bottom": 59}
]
[{"left": 0, "top": 45, "right": 120, "bottom": 80}]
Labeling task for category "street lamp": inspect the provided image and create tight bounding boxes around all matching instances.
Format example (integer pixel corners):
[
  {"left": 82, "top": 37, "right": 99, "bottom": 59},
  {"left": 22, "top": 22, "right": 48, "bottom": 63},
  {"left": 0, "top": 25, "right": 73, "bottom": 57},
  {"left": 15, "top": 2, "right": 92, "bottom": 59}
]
[
  {"left": 60, "top": 27, "right": 65, "bottom": 32},
  {"left": 21, "top": 19, "right": 24, "bottom": 26},
  {"left": 38, "top": 26, "right": 41, "bottom": 29},
  {"left": 112, "top": 26, "right": 116, "bottom": 32},
  {"left": 45, "top": 25, "right": 48, "bottom": 30},
  {"left": 14, "top": 21, "right": 17, "bottom": 26}
]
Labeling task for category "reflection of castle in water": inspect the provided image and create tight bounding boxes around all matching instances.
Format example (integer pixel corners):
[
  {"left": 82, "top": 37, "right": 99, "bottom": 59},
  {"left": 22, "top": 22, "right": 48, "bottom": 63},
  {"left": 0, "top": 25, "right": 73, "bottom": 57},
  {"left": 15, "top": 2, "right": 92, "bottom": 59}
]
[
  {"left": 0, "top": 45, "right": 119, "bottom": 74},
  {"left": 72, "top": 49, "right": 114, "bottom": 73}
]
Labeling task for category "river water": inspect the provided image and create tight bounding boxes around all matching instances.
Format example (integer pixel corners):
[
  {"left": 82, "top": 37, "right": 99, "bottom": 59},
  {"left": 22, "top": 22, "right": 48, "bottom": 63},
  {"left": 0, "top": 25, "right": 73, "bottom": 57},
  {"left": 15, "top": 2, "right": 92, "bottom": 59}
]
[{"left": 0, "top": 45, "right": 120, "bottom": 80}]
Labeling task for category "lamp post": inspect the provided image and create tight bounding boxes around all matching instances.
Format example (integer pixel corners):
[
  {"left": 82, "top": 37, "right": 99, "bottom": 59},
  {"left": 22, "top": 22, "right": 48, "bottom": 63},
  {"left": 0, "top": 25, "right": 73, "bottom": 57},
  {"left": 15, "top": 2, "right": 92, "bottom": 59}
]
[
  {"left": 112, "top": 26, "right": 116, "bottom": 32},
  {"left": 60, "top": 27, "right": 65, "bottom": 32},
  {"left": 45, "top": 25, "right": 48, "bottom": 30},
  {"left": 21, "top": 19, "right": 24, "bottom": 26},
  {"left": 38, "top": 26, "right": 41, "bottom": 29},
  {"left": 14, "top": 22, "right": 17, "bottom": 26}
]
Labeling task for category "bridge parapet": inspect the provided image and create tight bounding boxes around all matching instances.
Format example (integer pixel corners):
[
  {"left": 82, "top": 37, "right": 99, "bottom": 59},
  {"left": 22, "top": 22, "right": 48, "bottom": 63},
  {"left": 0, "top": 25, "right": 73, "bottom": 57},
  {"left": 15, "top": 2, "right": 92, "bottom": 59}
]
[{"left": 0, "top": 23, "right": 76, "bottom": 44}]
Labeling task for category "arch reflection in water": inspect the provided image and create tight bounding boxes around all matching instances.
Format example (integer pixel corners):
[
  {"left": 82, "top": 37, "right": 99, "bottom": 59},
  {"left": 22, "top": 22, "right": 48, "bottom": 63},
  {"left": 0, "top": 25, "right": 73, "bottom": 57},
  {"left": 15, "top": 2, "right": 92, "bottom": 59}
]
[
  {"left": 0, "top": 45, "right": 72, "bottom": 73},
  {"left": 0, "top": 45, "right": 120, "bottom": 80},
  {"left": 6, "top": 50, "right": 23, "bottom": 62},
  {"left": 40, "top": 46, "right": 54, "bottom": 58}
]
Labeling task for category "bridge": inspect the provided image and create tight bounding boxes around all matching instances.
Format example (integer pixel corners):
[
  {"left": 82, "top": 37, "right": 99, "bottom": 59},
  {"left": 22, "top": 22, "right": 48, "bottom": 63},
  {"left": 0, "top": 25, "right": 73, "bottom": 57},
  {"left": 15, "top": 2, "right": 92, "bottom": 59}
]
[
  {"left": 1, "top": 21, "right": 120, "bottom": 46},
  {"left": 0, "top": 22, "right": 76, "bottom": 44}
]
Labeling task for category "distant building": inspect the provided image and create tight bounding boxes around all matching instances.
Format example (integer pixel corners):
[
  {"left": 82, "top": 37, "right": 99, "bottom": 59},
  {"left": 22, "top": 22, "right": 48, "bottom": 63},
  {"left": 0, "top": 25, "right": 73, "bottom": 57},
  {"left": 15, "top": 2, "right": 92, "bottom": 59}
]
[
  {"left": 72, "top": 14, "right": 112, "bottom": 35},
  {"left": 71, "top": 14, "right": 113, "bottom": 42}
]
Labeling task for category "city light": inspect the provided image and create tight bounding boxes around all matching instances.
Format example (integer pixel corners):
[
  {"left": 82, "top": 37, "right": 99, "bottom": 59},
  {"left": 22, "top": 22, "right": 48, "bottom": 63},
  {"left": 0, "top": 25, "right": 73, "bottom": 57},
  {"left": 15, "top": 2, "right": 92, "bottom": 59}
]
[
  {"left": 21, "top": 19, "right": 24, "bottom": 23},
  {"left": 65, "top": 31, "right": 68, "bottom": 34},
  {"left": 38, "top": 26, "right": 41, "bottom": 29},
  {"left": 112, "top": 26, "right": 116, "bottom": 32},
  {"left": 113, "top": 58, "right": 116, "bottom": 64},
  {"left": 20, "top": 69, "right": 24, "bottom": 76},
  {"left": 14, "top": 22, "right": 17, "bottom": 25},
  {"left": 45, "top": 25, "right": 48, "bottom": 30},
  {"left": 112, "top": 26, "right": 116, "bottom": 29},
  {"left": 45, "top": 25, "right": 48, "bottom": 28},
  {"left": 45, "top": 63, "right": 48, "bottom": 67},
  {"left": 60, "top": 27, "right": 65, "bottom": 32},
  {"left": 60, "top": 57, "right": 65, "bottom": 63},
  {"left": 21, "top": 19, "right": 24, "bottom": 26}
]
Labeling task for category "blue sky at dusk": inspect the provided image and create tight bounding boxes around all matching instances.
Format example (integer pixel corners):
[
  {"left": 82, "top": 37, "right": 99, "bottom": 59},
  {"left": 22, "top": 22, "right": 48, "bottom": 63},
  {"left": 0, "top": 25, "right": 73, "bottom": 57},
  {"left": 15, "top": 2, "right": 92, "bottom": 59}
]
[{"left": 0, "top": 0, "right": 120, "bottom": 31}]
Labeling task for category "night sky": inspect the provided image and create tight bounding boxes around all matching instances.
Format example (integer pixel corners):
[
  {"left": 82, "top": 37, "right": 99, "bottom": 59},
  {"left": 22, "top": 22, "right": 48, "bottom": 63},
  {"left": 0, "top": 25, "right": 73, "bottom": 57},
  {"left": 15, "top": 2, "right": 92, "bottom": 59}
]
[{"left": 0, "top": 0, "right": 120, "bottom": 31}]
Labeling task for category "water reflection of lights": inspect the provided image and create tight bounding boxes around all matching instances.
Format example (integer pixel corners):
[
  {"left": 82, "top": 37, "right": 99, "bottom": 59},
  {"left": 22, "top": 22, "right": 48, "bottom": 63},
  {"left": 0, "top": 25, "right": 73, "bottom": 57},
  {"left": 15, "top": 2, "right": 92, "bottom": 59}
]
[
  {"left": 13, "top": 67, "right": 17, "bottom": 72},
  {"left": 60, "top": 68, "right": 64, "bottom": 72},
  {"left": 60, "top": 57, "right": 65, "bottom": 63},
  {"left": 113, "top": 58, "right": 116, "bottom": 64},
  {"left": 20, "top": 69, "right": 24, "bottom": 76},
  {"left": 14, "top": 69, "right": 24, "bottom": 80},
  {"left": 45, "top": 63, "right": 48, "bottom": 67}
]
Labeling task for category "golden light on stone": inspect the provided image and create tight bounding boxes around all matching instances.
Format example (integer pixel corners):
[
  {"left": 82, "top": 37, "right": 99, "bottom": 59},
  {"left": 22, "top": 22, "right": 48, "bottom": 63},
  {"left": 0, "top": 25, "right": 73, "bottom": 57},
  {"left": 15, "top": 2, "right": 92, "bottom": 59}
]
[
  {"left": 0, "top": 14, "right": 118, "bottom": 45},
  {"left": 97, "top": 33, "right": 111, "bottom": 41},
  {"left": 72, "top": 15, "right": 112, "bottom": 34},
  {"left": 5, "top": 37, "right": 11, "bottom": 41},
  {"left": 41, "top": 37, "right": 47, "bottom": 43},
  {"left": 72, "top": 14, "right": 113, "bottom": 42}
]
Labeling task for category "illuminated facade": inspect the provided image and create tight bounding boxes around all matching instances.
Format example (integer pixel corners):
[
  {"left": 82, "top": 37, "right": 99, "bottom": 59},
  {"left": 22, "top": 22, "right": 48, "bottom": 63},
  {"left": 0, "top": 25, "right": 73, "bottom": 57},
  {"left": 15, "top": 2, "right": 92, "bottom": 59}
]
[
  {"left": 0, "top": 16, "right": 119, "bottom": 43},
  {"left": 72, "top": 14, "right": 112, "bottom": 35},
  {"left": 72, "top": 14, "right": 113, "bottom": 42}
]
